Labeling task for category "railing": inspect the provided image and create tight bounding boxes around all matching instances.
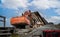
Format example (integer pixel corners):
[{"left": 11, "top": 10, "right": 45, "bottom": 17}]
[
  {"left": 0, "top": 15, "right": 6, "bottom": 27},
  {"left": 0, "top": 27, "right": 14, "bottom": 37}
]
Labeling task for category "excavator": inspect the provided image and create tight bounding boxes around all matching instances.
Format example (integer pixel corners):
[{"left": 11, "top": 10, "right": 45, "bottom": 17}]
[{"left": 10, "top": 10, "right": 33, "bottom": 29}]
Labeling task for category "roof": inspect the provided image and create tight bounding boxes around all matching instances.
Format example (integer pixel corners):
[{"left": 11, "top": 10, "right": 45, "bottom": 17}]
[{"left": 32, "top": 11, "right": 48, "bottom": 25}]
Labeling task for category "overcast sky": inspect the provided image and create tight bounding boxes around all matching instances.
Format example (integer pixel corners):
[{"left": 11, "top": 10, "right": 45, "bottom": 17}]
[{"left": 0, "top": 0, "right": 60, "bottom": 27}]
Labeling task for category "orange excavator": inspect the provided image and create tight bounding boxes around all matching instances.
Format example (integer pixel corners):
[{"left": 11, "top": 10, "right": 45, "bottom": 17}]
[{"left": 10, "top": 10, "right": 32, "bottom": 28}]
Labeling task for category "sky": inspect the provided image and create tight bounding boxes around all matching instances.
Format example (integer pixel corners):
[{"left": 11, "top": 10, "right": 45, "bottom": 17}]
[{"left": 0, "top": 0, "right": 60, "bottom": 27}]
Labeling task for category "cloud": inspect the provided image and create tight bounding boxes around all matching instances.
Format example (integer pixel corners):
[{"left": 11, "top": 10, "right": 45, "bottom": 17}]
[
  {"left": 6, "top": 18, "right": 13, "bottom": 27},
  {"left": 30, "top": 0, "right": 60, "bottom": 9},
  {"left": 2, "top": 0, "right": 60, "bottom": 10},
  {"left": 47, "top": 16, "right": 60, "bottom": 24},
  {"left": 2, "top": 0, "right": 29, "bottom": 9},
  {"left": 55, "top": 9, "right": 60, "bottom": 15}
]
